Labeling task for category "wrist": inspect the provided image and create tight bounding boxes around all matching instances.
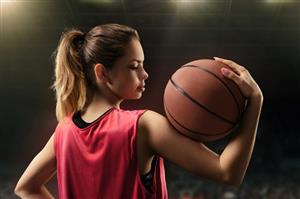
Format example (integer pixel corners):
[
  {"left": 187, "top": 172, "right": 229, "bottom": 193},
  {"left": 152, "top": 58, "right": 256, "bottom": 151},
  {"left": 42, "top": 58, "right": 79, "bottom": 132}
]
[
  {"left": 249, "top": 89, "right": 263, "bottom": 100},
  {"left": 248, "top": 92, "right": 263, "bottom": 106}
]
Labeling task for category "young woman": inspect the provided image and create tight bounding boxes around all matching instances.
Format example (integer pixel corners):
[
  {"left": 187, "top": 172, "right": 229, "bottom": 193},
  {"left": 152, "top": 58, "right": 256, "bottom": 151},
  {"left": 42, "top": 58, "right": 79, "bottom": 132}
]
[{"left": 14, "top": 24, "right": 263, "bottom": 199}]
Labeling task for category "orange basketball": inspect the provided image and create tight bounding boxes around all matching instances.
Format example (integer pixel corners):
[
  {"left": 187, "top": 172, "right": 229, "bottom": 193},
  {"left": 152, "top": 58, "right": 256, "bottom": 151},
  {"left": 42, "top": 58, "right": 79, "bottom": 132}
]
[{"left": 163, "top": 59, "right": 247, "bottom": 142}]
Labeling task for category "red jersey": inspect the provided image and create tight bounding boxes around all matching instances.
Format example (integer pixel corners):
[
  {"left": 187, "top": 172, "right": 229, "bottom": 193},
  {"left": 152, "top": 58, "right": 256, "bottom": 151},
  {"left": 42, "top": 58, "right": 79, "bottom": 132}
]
[{"left": 53, "top": 107, "right": 168, "bottom": 199}]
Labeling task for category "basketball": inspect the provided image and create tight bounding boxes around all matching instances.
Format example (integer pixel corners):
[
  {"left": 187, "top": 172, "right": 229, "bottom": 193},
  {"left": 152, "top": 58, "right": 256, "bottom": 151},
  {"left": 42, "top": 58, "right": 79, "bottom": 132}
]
[{"left": 163, "top": 59, "right": 247, "bottom": 142}]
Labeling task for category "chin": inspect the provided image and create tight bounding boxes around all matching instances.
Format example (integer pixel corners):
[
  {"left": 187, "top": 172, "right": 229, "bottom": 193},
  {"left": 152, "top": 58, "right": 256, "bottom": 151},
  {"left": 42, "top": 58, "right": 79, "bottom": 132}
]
[
  {"left": 135, "top": 92, "right": 144, "bottom": 99},
  {"left": 134, "top": 94, "right": 142, "bottom": 99},
  {"left": 127, "top": 94, "right": 142, "bottom": 100}
]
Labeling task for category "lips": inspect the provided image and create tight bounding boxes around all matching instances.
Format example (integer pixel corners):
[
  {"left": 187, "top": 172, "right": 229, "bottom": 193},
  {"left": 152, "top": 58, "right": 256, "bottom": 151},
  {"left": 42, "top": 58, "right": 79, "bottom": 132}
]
[
  {"left": 137, "top": 84, "right": 145, "bottom": 91},
  {"left": 137, "top": 83, "right": 145, "bottom": 88}
]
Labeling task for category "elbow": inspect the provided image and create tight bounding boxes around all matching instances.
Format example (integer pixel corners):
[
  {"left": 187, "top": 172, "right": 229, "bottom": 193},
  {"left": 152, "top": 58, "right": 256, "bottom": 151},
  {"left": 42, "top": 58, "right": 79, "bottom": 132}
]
[
  {"left": 14, "top": 185, "right": 24, "bottom": 197},
  {"left": 14, "top": 183, "right": 26, "bottom": 197},
  {"left": 14, "top": 181, "right": 31, "bottom": 197}
]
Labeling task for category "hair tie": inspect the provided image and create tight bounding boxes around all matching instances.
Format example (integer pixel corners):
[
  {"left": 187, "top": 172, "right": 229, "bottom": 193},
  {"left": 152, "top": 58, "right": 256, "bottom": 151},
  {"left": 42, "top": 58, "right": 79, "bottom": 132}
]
[
  {"left": 74, "top": 32, "right": 86, "bottom": 50},
  {"left": 82, "top": 32, "right": 87, "bottom": 39}
]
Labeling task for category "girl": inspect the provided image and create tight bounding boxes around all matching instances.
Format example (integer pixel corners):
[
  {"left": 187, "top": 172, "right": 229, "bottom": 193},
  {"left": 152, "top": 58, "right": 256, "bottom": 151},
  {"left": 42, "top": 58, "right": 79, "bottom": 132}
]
[{"left": 15, "top": 24, "right": 263, "bottom": 199}]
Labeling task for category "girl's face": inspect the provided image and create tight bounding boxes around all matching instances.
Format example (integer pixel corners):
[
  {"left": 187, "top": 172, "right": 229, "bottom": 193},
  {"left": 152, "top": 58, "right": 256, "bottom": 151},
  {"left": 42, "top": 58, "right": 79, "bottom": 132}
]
[{"left": 105, "top": 39, "right": 149, "bottom": 100}]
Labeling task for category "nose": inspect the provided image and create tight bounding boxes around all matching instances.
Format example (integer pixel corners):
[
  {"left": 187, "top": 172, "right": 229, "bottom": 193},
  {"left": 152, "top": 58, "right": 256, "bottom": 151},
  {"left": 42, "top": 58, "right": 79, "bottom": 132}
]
[{"left": 141, "top": 67, "right": 149, "bottom": 80}]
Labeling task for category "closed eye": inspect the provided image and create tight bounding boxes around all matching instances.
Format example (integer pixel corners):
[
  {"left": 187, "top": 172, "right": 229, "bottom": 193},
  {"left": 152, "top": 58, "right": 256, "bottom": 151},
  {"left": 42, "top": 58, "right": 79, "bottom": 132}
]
[
  {"left": 129, "top": 66, "right": 139, "bottom": 70},
  {"left": 129, "top": 63, "right": 144, "bottom": 70}
]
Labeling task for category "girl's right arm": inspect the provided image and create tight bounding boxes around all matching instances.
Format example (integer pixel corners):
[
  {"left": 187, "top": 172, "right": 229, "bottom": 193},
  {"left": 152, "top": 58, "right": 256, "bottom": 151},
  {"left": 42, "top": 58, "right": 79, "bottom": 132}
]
[
  {"left": 140, "top": 94, "right": 262, "bottom": 186},
  {"left": 139, "top": 57, "right": 263, "bottom": 186}
]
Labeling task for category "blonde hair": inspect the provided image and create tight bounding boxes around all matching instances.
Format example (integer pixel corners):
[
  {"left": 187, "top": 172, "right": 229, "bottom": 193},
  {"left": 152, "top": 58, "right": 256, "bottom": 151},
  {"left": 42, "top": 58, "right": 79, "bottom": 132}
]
[{"left": 51, "top": 24, "right": 140, "bottom": 122}]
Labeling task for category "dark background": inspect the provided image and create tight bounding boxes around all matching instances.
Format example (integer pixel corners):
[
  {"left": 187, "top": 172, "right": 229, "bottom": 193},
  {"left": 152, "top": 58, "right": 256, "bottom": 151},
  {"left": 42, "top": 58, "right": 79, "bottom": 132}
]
[{"left": 0, "top": 0, "right": 299, "bottom": 198}]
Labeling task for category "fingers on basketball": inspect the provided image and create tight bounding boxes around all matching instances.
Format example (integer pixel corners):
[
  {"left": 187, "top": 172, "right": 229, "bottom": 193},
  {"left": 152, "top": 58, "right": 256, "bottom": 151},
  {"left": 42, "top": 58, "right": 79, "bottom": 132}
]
[
  {"left": 225, "top": 70, "right": 244, "bottom": 85},
  {"left": 213, "top": 57, "right": 245, "bottom": 75}
]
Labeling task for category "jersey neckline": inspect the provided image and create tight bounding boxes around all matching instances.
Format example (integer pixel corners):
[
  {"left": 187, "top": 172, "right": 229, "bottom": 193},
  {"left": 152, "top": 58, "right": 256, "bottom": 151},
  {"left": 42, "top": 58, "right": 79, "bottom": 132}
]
[{"left": 72, "top": 107, "right": 117, "bottom": 130}]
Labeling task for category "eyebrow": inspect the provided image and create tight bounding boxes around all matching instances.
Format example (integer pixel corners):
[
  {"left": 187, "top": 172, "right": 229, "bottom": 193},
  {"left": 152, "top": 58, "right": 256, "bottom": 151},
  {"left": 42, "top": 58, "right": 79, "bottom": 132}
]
[{"left": 129, "top": 59, "right": 144, "bottom": 63}]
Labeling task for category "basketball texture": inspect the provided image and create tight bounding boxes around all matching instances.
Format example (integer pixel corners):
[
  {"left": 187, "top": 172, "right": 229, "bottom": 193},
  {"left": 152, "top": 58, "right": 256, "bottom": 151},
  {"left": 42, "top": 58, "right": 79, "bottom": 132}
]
[{"left": 163, "top": 59, "right": 247, "bottom": 142}]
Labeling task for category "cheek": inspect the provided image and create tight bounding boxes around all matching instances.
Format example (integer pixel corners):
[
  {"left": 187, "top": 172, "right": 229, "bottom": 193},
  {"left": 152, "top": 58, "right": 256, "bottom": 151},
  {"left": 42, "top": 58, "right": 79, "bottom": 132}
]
[{"left": 115, "top": 75, "right": 137, "bottom": 93}]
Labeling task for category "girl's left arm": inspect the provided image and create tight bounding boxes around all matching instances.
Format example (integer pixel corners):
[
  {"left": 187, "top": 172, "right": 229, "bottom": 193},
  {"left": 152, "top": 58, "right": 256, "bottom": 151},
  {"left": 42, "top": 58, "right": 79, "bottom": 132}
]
[{"left": 14, "top": 133, "right": 56, "bottom": 199}]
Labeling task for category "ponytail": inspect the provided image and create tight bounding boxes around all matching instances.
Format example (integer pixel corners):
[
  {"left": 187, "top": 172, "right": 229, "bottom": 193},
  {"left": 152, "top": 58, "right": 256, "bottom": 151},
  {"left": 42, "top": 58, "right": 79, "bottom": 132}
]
[{"left": 51, "top": 29, "right": 87, "bottom": 122}]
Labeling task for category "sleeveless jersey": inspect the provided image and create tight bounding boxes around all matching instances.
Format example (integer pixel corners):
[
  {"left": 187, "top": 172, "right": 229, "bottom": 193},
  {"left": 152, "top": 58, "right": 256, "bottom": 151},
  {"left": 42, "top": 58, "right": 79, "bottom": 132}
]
[{"left": 53, "top": 107, "right": 168, "bottom": 199}]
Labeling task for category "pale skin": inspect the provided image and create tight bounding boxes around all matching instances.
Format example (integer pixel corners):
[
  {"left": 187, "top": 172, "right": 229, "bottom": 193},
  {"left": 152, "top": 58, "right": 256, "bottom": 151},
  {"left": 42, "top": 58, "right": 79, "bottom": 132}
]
[{"left": 15, "top": 39, "right": 263, "bottom": 198}]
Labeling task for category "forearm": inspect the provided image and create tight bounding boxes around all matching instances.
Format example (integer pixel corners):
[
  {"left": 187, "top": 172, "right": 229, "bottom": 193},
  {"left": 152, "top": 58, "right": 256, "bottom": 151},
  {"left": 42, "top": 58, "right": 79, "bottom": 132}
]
[
  {"left": 220, "top": 94, "right": 263, "bottom": 185},
  {"left": 15, "top": 185, "right": 55, "bottom": 199}
]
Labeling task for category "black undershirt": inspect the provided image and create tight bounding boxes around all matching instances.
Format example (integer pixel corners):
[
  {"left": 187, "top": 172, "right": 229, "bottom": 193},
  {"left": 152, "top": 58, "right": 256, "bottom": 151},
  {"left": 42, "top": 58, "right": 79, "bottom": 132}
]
[{"left": 72, "top": 110, "right": 156, "bottom": 193}]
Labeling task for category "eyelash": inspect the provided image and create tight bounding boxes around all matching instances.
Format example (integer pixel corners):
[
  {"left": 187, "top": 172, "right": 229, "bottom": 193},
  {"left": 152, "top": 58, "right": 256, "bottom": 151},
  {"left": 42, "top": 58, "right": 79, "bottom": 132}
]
[
  {"left": 129, "top": 66, "right": 139, "bottom": 70},
  {"left": 129, "top": 64, "right": 144, "bottom": 70}
]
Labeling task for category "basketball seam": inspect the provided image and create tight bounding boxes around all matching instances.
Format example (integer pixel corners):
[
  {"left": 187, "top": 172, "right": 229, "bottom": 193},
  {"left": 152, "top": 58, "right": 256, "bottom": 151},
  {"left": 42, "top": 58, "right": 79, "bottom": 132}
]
[
  {"left": 163, "top": 99, "right": 237, "bottom": 137},
  {"left": 181, "top": 64, "right": 242, "bottom": 118},
  {"left": 170, "top": 78, "right": 235, "bottom": 125}
]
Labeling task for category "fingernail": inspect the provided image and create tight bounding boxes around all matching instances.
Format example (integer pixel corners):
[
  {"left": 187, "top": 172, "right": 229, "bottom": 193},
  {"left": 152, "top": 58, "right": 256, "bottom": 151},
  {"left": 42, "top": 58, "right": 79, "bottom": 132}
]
[
  {"left": 221, "top": 68, "right": 230, "bottom": 75},
  {"left": 213, "top": 57, "right": 219, "bottom": 60}
]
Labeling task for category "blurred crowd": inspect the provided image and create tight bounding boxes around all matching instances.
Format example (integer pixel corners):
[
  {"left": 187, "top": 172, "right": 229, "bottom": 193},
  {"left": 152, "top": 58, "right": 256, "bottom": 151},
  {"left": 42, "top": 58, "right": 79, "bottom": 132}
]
[
  {"left": 168, "top": 173, "right": 300, "bottom": 199},
  {"left": 1, "top": 172, "right": 299, "bottom": 198}
]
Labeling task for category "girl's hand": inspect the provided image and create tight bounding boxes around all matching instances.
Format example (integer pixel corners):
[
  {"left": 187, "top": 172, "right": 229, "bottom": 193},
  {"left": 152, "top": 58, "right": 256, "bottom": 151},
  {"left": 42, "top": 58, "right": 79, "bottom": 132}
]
[{"left": 213, "top": 57, "right": 263, "bottom": 100}]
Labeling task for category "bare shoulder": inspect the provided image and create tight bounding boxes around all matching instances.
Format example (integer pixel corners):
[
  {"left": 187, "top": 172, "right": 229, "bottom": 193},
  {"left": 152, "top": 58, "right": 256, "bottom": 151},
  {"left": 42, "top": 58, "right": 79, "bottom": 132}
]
[
  {"left": 138, "top": 110, "right": 197, "bottom": 161},
  {"left": 138, "top": 110, "right": 225, "bottom": 183},
  {"left": 139, "top": 109, "right": 172, "bottom": 128},
  {"left": 139, "top": 110, "right": 177, "bottom": 149},
  {"left": 137, "top": 110, "right": 177, "bottom": 158}
]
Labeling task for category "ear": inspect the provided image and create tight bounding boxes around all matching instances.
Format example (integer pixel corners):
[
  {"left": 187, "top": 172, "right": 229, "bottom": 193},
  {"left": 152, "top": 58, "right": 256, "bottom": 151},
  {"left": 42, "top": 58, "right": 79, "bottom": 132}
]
[{"left": 94, "top": 63, "right": 111, "bottom": 84}]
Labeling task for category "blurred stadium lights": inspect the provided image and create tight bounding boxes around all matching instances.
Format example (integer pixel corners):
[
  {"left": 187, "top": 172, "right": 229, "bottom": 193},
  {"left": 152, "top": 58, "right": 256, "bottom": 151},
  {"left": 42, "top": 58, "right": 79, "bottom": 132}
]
[
  {"left": 0, "top": 0, "right": 17, "bottom": 3},
  {"left": 265, "top": 0, "right": 295, "bottom": 3},
  {"left": 171, "top": 0, "right": 207, "bottom": 2},
  {"left": 0, "top": 0, "right": 17, "bottom": 12},
  {"left": 78, "top": 0, "right": 120, "bottom": 3},
  {"left": 170, "top": 0, "right": 208, "bottom": 11},
  {"left": 170, "top": 0, "right": 208, "bottom": 5},
  {"left": 0, "top": 0, "right": 18, "bottom": 22},
  {"left": 0, "top": 0, "right": 32, "bottom": 40},
  {"left": 0, "top": 0, "right": 23, "bottom": 20}
]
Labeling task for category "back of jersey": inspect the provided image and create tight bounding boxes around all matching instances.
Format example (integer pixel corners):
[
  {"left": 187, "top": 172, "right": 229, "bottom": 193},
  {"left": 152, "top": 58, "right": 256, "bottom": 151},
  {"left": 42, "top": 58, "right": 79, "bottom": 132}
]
[{"left": 54, "top": 107, "right": 168, "bottom": 199}]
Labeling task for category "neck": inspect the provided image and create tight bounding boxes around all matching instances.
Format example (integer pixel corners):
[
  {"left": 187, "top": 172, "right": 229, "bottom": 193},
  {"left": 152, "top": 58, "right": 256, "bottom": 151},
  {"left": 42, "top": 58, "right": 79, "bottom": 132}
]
[
  {"left": 91, "top": 93, "right": 122, "bottom": 110},
  {"left": 83, "top": 86, "right": 123, "bottom": 114},
  {"left": 79, "top": 93, "right": 121, "bottom": 122}
]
